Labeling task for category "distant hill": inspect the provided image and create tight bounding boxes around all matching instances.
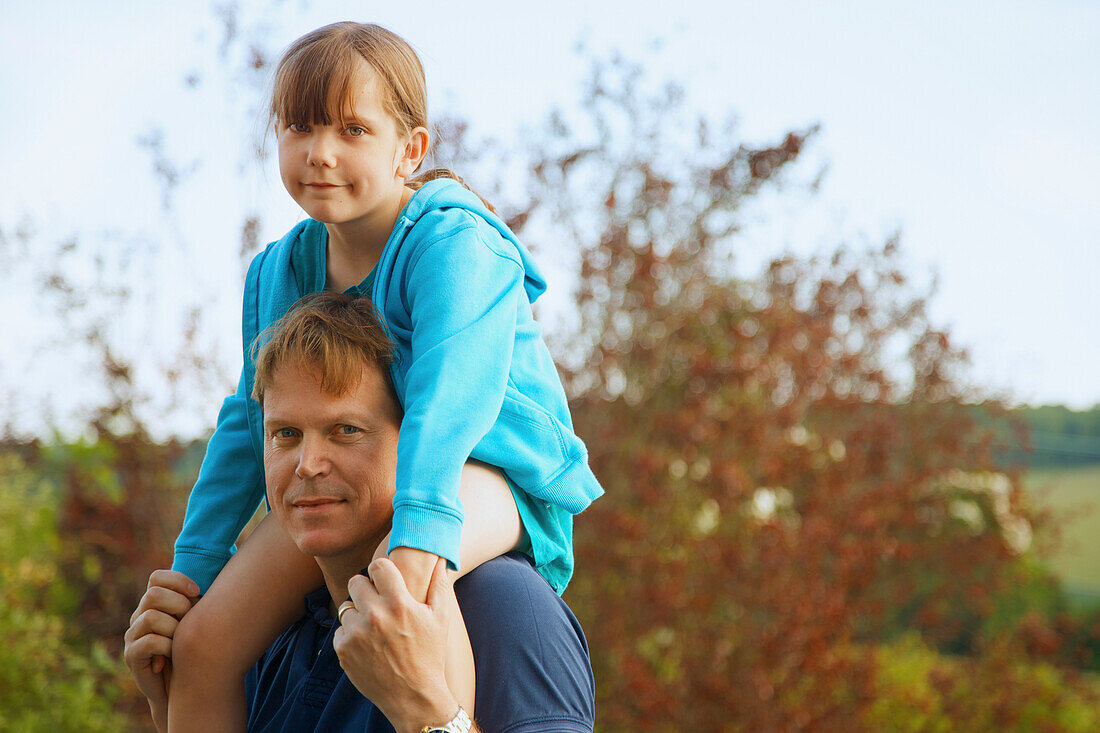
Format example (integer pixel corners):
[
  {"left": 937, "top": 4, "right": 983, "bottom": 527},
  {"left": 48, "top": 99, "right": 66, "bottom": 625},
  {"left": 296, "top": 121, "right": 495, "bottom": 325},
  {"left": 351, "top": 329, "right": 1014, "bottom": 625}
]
[{"left": 1014, "top": 404, "right": 1100, "bottom": 469}]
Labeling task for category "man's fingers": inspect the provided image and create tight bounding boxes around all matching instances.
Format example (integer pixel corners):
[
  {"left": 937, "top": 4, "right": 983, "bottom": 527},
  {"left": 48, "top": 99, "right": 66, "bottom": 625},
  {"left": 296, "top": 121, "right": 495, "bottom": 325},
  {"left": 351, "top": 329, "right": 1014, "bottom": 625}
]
[
  {"left": 147, "top": 569, "right": 200, "bottom": 598},
  {"left": 130, "top": 569, "right": 196, "bottom": 631},
  {"left": 124, "top": 633, "right": 173, "bottom": 670},
  {"left": 125, "top": 608, "right": 183, "bottom": 646},
  {"left": 425, "top": 556, "right": 454, "bottom": 611},
  {"left": 132, "top": 585, "right": 194, "bottom": 623},
  {"left": 368, "top": 556, "right": 413, "bottom": 601},
  {"left": 347, "top": 570, "right": 378, "bottom": 606}
]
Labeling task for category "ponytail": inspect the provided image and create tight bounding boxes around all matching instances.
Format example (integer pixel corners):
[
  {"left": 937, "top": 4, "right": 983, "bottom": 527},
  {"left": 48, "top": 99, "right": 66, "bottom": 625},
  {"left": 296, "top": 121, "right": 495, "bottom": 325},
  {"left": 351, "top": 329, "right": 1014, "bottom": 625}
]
[{"left": 408, "top": 168, "right": 497, "bottom": 215}]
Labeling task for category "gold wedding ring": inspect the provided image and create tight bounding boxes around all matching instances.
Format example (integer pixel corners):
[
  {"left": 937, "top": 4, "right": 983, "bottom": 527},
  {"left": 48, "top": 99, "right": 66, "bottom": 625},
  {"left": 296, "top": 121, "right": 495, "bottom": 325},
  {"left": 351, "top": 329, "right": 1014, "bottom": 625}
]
[{"left": 337, "top": 600, "right": 356, "bottom": 625}]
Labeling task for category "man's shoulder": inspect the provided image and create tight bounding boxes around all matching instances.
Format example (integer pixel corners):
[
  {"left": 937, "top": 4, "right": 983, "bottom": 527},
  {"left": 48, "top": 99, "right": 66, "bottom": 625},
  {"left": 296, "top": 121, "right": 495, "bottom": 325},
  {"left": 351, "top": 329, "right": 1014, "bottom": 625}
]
[
  {"left": 457, "top": 553, "right": 595, "bottom": 733},
  {"left": 456, "top": 552, "right": 556, "bottom": 600},
  {"left": 456, "top": 553, "right": 581, "bottom": 639}
]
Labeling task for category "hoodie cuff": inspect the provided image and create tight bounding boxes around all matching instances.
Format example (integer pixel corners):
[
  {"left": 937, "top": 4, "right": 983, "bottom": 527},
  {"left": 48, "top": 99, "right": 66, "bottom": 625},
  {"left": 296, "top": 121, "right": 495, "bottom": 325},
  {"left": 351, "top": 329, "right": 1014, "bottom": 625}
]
[
  {"left": 172, "top": 547, "right": 234, "bottom": 595},
  {"left": 388, "top": 502, "right": 464, "bottom": 572}
]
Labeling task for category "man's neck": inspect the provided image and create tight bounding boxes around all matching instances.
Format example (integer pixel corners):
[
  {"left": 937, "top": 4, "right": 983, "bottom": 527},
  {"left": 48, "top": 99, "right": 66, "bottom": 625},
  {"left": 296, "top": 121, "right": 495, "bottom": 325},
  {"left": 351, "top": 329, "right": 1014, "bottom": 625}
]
[{"left": 316, "top": 546, "right": 382, "bottom": 615}]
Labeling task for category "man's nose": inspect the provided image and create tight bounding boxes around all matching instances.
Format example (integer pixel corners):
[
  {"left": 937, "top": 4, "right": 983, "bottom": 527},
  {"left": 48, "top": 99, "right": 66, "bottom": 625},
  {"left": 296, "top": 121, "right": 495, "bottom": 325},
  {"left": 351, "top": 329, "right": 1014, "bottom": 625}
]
[
  {"left": 295, "top": 436, "right": 331, "bottom": 479},
  {"left": 307, "top": 133, "right": 337, "bottom": 168}
]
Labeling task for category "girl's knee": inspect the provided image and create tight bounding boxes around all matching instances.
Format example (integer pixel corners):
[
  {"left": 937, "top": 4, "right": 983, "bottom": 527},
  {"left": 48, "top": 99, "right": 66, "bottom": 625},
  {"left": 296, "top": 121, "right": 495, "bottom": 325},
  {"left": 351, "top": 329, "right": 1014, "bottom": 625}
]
[{"left": 172, "top": 597, "right": 245, "bottom": 675}]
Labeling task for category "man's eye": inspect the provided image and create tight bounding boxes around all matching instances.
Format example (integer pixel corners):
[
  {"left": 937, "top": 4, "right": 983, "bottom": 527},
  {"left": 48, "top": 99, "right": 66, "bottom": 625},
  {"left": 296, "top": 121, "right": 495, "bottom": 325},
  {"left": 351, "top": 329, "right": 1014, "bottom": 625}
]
[
  {"left": 337, "top": 424, "right": 360, "bottom": 435},
  {"left": 274, "top": 427, "right": 297, "bottom": 439}
]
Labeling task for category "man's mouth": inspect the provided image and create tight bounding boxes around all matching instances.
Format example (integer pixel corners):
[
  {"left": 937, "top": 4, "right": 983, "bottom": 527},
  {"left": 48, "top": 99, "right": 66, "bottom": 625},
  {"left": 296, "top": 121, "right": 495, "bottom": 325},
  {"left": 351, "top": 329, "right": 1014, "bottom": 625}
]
[{"left": 292, "top": 497, "right": 346, "bottom": 511}]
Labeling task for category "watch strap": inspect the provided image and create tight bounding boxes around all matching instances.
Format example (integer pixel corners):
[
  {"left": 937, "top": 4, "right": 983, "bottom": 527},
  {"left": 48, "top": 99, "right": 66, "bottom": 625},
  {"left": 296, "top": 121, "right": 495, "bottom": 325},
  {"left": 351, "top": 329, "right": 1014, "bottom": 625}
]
[{"left": 420, "top": 705, "right": 472, "bottom": 733}]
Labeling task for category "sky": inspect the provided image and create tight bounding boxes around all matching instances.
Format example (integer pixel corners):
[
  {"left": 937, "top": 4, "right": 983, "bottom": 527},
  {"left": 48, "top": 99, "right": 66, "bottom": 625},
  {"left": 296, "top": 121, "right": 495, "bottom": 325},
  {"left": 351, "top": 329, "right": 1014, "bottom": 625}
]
[{"left": 0, "top": 0, "right": 1097, "bottom": 435}]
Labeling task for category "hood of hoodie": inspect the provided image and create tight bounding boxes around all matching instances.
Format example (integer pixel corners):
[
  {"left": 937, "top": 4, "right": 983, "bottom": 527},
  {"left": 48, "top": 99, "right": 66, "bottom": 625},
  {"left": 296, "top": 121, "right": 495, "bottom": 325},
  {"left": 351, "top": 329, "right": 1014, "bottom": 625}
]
[{"left": 399, "top": 177, "right": 548, "bottom": 304}]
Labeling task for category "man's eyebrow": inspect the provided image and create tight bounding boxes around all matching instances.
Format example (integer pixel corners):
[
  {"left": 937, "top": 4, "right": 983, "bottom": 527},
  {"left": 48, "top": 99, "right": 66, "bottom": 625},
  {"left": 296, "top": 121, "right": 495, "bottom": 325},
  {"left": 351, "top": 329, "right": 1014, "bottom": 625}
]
[{"left": 334, "top": 412, "right": 384, "bottom": 429}]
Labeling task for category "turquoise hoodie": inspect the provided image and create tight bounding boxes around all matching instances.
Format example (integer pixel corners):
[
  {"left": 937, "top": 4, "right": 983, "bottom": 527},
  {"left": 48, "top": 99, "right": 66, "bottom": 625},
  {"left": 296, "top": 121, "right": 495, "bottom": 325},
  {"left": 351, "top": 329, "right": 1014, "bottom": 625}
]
[{"left": 173, "top": 178, "right": 602, "bottom": 594}]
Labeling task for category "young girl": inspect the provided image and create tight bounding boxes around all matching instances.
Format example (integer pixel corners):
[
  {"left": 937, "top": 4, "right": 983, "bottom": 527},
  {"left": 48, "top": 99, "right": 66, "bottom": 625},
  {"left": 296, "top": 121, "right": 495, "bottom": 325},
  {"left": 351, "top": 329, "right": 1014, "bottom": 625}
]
[{"left": 167, "top": 21, "right": 602, "bottom": 731}]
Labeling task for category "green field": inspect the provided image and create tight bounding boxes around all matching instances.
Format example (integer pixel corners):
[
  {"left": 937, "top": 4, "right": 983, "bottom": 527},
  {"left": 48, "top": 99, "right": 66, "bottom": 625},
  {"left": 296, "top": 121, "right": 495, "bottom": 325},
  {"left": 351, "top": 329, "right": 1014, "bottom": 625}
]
[{"left": 1024, "top": 464, "right": 1100, "bottom": 604}]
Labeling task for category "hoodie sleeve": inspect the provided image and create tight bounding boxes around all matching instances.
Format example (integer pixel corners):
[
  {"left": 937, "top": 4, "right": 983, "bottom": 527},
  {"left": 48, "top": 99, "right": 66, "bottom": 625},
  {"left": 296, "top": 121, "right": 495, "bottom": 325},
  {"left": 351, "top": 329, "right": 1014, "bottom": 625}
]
[
  {"left": 172, "top": 369, "right": 267, "bottom": 593},
  {"left": 387, "top": 216, "right": 523, "bottom": 570}
]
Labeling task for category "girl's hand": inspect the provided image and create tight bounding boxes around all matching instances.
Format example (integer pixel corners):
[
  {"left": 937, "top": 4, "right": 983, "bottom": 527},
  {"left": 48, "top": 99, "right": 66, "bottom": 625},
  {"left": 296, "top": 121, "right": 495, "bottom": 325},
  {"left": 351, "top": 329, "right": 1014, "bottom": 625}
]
[
  {"left": 123, "top": 570, "right": 200, "bottom": 733},
  {"left": 377, "top": 541, "right": 440, "bottom": 603}
]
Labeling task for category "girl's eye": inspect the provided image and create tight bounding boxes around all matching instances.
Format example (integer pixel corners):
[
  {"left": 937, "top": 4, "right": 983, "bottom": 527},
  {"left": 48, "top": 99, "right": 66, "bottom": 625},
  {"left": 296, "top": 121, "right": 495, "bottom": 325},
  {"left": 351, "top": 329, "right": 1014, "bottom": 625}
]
[
  {"left": 346, "top": 126, "right": 366, "bottom": 137},
  {"left": 288, "top": 122, "right": 310, "bottom": 133}
]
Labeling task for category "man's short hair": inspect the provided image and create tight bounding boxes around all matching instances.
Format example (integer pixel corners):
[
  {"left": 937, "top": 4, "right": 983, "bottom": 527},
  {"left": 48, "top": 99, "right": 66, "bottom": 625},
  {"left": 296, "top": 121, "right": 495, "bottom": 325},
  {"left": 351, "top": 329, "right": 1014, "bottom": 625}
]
[{"left": 252, "top": 292, "right": 394, "bottom": 404}]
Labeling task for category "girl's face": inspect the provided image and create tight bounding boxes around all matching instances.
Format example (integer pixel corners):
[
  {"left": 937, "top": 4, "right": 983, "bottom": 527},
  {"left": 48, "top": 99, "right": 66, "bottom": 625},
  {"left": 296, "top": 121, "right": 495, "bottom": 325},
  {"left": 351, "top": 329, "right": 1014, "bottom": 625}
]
[{"left": 277, "top": 64, "right": 419, "bottom": 232}]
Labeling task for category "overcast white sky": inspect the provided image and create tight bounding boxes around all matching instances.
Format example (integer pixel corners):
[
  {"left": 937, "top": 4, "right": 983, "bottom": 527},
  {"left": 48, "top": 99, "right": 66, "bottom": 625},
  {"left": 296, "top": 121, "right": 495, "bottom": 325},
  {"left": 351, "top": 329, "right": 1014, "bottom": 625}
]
[{"left": 1, "top": 0, "right": 1098, "bottom": 435}]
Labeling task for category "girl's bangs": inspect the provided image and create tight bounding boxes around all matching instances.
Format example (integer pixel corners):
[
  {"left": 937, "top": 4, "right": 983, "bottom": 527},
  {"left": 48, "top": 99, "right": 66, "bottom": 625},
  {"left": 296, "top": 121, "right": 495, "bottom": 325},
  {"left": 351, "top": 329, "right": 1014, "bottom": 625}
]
[{"left": 272, "top": 41, "right": 361, "bottom": 126}]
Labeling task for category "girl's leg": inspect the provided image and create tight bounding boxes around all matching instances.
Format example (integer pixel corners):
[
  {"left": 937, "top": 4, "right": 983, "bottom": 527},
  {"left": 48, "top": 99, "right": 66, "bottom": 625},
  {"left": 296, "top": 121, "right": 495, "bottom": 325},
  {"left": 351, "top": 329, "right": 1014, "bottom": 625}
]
[
  {"left": 454, "top": 459, "right": 525, "bottom": 568},
  {"left": 379, "top": 459, "right": 523, "bottom": 714},
  {"left": 169, "top": 512, "right": 322, "bottom": 733}
]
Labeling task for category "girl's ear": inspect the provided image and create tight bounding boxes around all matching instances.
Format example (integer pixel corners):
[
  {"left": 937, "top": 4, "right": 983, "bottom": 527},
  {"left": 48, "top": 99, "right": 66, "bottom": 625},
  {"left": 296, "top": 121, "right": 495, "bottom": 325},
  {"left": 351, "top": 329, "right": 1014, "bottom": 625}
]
[{"left": 397, "top": 126, "right": 429, "bottom": 179}]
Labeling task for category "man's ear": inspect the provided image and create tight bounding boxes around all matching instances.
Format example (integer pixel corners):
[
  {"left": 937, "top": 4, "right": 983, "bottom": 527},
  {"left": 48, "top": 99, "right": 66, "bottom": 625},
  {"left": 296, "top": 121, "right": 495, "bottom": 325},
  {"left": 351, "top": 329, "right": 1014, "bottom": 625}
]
[{"left": 397, "top": 126, "right": 429, "bottom": 179}]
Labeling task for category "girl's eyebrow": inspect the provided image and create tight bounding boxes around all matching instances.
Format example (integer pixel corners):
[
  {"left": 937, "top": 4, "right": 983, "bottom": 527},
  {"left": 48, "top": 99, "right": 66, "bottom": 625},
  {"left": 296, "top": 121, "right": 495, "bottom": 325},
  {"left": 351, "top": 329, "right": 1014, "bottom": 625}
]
[{"left": 338, "top": 110, "right": 374, "bottom": 125}]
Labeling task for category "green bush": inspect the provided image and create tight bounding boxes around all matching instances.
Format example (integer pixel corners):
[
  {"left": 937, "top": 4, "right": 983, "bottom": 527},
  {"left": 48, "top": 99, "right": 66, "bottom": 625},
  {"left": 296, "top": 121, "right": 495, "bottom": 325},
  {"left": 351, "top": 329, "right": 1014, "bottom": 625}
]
[
  {"left": 867, "top": 634, "right": 1100, "bottom": 732},
  {"left": 0, "top": 453, "right": 129, "bottom": 732}
]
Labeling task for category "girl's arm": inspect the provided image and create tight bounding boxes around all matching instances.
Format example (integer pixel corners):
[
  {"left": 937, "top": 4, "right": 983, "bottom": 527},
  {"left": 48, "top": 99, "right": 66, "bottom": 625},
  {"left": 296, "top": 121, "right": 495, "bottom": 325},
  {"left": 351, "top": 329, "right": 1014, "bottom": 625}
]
[
  {"left": 388, "top": 221, "right": 527, "bottom": 574},
  {"left": 381, "top": 220, "right": 531, "bottom": 717},
  {"left": 173, "top": 371, "right": 267, "bottom": 594}
]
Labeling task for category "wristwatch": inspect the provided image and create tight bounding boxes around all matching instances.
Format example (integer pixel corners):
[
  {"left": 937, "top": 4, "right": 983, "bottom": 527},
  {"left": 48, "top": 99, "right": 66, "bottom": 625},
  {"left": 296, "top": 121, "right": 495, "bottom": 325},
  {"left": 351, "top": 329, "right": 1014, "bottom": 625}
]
[{"left": 420, "top": 705, "right": 472, "bottom": 733}]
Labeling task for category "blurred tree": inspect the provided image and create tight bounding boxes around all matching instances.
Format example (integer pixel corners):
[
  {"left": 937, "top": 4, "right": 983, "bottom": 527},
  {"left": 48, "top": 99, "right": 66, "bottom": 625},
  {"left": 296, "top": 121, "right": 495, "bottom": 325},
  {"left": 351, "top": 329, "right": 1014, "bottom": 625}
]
[
  {"left": 0, "top": 453, "right": 129, "bottom": 732},
  {"left": 2, "top": 3, "right": 1098, "bottom": 728},
  {"left": 496, "top": 53, "right": 1090, "bottom": 729}
]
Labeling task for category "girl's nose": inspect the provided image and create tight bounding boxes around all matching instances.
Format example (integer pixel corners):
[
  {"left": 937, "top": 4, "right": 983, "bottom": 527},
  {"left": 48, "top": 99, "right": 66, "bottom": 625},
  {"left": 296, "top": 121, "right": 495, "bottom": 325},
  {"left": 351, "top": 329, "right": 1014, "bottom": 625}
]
[{"left": 307, "top": 134, "right": 337, "bottom": 168}]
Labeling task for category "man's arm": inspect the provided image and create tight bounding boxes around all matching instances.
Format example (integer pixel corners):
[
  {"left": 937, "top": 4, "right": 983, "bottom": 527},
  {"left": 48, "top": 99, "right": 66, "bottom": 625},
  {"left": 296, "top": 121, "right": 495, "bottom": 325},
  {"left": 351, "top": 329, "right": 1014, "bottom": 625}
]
[
  {"left": 122, "top": 570, "right": 200, "bottom": 733},
  {"left": 333, "top": 557, "right": 481, "bottom": 733}
]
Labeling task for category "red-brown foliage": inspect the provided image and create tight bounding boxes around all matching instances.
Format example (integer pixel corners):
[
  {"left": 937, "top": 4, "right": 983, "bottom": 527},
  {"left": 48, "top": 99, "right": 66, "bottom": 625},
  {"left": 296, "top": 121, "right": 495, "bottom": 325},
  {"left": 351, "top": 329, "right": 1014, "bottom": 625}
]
[{"left": 499, "top": 55, "right": 1066, "bottom": 729}]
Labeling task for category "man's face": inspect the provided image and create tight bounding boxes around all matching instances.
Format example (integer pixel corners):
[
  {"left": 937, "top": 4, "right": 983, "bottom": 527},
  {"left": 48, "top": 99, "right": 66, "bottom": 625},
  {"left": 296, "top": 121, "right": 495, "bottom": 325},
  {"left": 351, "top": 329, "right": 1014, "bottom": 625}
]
[{"left": 262, "top": 359, "right": 400, "bottom": 560}]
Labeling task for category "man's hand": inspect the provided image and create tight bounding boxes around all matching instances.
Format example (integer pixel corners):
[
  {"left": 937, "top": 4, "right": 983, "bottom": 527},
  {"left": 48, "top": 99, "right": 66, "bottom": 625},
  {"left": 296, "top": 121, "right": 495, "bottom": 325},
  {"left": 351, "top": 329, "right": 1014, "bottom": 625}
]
[
  {"left": 123, "top": 569, "right": 200, "bottom": 733},
  {"left": 334, "top": 556, "right": 467, "bottom": 733}
]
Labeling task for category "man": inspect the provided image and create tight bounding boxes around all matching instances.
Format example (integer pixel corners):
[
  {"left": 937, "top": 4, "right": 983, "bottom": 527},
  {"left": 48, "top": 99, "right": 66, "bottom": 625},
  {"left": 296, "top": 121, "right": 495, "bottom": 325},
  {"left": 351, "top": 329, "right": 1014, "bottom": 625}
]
[{"left": 125, "top": 292, "right": 595, "bottom": 733}]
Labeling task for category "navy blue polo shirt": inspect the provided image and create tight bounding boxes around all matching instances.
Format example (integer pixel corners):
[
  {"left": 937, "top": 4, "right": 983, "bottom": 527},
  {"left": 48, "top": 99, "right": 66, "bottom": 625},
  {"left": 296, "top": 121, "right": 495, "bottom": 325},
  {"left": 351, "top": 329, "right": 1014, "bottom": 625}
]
[{"left": 244, "top": 553, "right": 595, "bottom": 732}]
